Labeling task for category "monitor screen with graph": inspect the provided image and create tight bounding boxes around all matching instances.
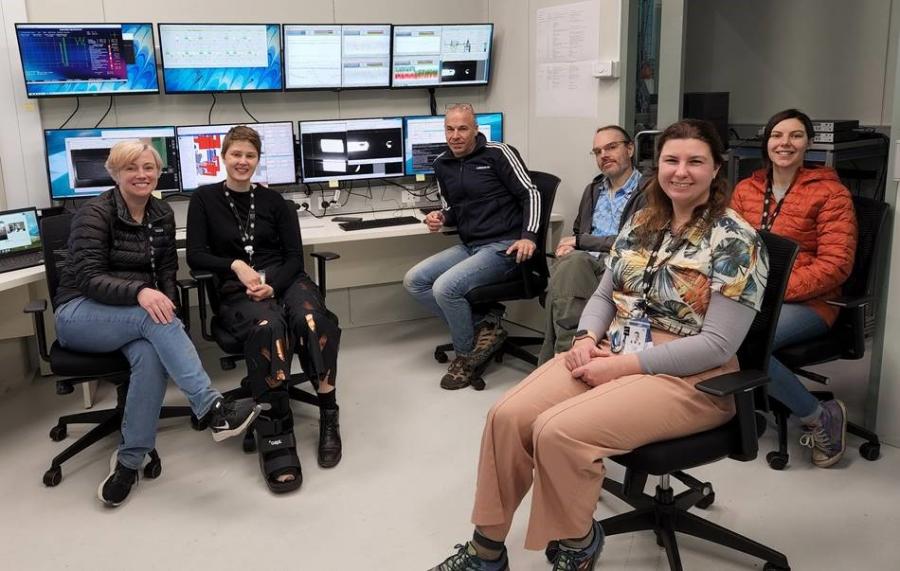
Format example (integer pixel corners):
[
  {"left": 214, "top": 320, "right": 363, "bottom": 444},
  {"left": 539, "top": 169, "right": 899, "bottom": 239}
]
[
  {"left": 391, "top": 24, "right": 493, "bottom": 88},
  {"left": 283, "top": 24, "right": 392, "bottom": 90}
]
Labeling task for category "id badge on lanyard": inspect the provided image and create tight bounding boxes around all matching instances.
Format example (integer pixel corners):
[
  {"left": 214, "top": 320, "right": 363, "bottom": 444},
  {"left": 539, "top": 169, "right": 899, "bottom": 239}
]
[{"left": 609, "top": 316, "right": 654, "bottom": 354}]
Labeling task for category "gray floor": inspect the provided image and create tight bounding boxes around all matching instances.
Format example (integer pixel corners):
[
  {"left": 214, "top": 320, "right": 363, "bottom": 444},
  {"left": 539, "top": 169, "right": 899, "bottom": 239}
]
[{"left": 1, "top": 317, "right": 898, "bottom": 570}]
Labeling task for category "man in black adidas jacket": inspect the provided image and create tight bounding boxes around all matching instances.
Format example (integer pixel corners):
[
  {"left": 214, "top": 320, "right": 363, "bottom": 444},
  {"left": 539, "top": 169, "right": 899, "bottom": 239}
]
[{"left": 404, "top": 104, "right": 540, "bottom": 390}]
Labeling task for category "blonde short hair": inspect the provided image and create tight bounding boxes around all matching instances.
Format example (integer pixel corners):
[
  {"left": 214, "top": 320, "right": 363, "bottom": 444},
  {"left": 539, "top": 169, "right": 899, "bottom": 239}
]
[{"left": 104, "top": 140, "right": 162, "bottom": 181}]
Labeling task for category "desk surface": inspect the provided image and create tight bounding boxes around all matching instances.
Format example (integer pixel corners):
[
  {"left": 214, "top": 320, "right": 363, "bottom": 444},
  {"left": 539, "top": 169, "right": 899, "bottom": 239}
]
[{"left": 1, "top": 209, "right": 564, "bottom": 293}]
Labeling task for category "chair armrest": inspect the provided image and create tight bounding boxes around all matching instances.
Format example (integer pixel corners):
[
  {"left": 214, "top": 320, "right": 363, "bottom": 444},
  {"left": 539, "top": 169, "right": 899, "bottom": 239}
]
[
  {"left": 695, "top": 369, "right": 769, "bottom": 397},
  {"left": 310, "top": 251, "right": 340, "bottom": 262},
  {"left": 176, "top": 279, "right": 198, "bottom": 334},
  {"left": 186, "top": 270, "right": 215, "bottom": 342},
  {"left": 825, "top": 295, "right": 871, "bottom": 309},
  {"left": 309, "top": 251, "right": 340, "bottom": 297},
  {"left": 22, "top": 299, "right": 50, "bottom": 363},
  {"left": 189, "top": 269, "right": 215, "bottom": 281}
]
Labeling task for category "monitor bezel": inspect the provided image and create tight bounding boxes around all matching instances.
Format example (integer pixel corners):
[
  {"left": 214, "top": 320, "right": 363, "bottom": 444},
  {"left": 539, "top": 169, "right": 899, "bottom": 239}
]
[
  {"left": 281, "top": 23, "right": 394, "bottom": 92},
  {"left": 173, "top": 120, "right": 298, "bottom": 191},
  {"left": 389, "top": 23, "right": 494, "bottom": 90},
  {"left": 157, "top": 22, "right": 285, "bottom": 95},
  {"left": 43, "top": 125, "right": 181, "bottom": 201},
  {"left": 14, "top": 22, "right": 161, "bottom": 99},
  {"left": 297, "top": 115, "right": 407, "bottom": 183},
  {"left": 402, "top": 111, "right": 504, "bottom": 175}
]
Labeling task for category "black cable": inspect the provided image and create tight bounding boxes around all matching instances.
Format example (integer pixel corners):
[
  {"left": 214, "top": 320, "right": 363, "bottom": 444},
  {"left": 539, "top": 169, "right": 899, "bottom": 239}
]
[
  {"left": 59, "top": 97, "right": 80, "bottom": 129},
  {"left": 93, "top": 97, "right": 114, "bottom": 128},
  {"left": 208, "top": 94, "right": 217, "bottom": 125},
  {"left": 239, "top": 93, "right": 259, "bottom": 123},
  {"left": 428, "top": 87, "right": 437, "bottom": 116}
]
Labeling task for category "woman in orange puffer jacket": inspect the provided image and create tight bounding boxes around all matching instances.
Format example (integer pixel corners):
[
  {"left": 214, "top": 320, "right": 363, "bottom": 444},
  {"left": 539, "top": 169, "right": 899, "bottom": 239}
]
[{"left": 730, "top": 108, "right": 857, "bottom": 469}]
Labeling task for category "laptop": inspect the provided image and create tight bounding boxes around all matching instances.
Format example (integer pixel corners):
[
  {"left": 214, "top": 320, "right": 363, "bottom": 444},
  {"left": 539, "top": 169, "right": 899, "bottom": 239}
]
[{"left": 0, "top": 207, "right": 43, "bottom": 273}]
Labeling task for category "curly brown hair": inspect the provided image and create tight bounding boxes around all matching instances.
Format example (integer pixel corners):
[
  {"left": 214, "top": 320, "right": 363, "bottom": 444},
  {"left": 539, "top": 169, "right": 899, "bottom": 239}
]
[{"left": 634, "top": 119, "right": 729, "bottom": 247}]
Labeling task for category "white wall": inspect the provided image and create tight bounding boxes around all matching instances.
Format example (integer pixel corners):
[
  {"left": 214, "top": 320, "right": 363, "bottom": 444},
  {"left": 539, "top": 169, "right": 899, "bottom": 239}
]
[{"left": 684, "top": 0, "right": 895, "bottom": 126}]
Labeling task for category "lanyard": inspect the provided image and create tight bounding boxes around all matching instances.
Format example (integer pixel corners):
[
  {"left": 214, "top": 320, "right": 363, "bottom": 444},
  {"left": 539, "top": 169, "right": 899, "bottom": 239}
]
[
  {"left": 759, "top": 184, "right": 793, "bottom": 231},
  {"left": 637, "top": 228, "right": 686, "bottom": 315},
  {"left": 223, "top": 182, "right": 256, "bottom": 266}
]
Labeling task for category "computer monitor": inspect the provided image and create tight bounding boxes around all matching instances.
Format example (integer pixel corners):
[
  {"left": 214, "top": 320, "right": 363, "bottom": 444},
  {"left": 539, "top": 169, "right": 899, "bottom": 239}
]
[
  {"left": 682, "top": 92, "right": 730, "bottom": 149},
  {"left": 15, "top": 23, "right": 159, "bottom": 98},
  {"left": 403, "top": 112, "right": 503, "bottom": 175},
  {"left": 299, "top": 117, "right": 405, "bottom": 183},
  {"left": 175, "top": 122, "right": 297, "bottom": 191},
  {"left": 283, "top": 24, "right": 392, "bottom": 90},
  {"left": 44, "top": 126, "right": 179, "bottom": 200},
  {"left": 391, "top": 24, "right": 493, "bottom": 88},
  {"left": 0, "top": 208, "right": 41, "bottom": 258},
  {"left": 158, "top": 23, "right": 283, "bottom": 93}
]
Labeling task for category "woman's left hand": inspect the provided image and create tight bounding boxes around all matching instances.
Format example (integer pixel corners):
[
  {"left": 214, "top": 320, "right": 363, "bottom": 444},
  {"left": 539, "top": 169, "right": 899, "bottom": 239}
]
[
  {"left": 246, "top": 283, "right": 274, "bottom": 301},
  {"left": 571, "top": 359, "right": 615, "bottom": 387}
]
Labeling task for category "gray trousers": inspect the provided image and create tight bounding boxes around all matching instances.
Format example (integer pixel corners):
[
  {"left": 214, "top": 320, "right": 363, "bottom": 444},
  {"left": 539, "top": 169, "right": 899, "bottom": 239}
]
[{"left": 538, "top": 250, "right": 607, "bottom": 364}]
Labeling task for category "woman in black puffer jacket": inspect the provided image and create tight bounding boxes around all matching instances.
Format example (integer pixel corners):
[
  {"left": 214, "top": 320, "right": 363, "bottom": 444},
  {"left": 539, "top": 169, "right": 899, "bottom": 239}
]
[{"left": 54, "top": 140, "right": 261, "bottom": 508}]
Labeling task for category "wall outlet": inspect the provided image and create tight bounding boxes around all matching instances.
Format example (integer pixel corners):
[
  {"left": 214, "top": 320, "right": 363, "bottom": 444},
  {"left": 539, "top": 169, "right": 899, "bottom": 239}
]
[{"left": 592, "top": 60, "right": 619, "bottom": 78}]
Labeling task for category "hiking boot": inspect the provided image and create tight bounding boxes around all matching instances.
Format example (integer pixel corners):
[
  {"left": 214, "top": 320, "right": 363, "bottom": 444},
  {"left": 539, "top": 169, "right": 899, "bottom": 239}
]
[
  {"left": 98, "top": 451, "right": 138, "bottom": 507},
  {"left": 318, "top": 407, "right": 342, "bottom": 468},
  {"left": 471, "top": 321, "right": 508, "bottom": 365},
  {"left": 800, "top": 399, "right": 847, "bottom": 468},
  {"left": 552, "top": 520, "right": 605, "bottom": 570},
  {"left": 441, "top": 354, "right": 477, "bottom": 390},
  {"left": 207, "top": 397, "right": 263, "bottom": 442},
  {"left": 428, "top": 542, "right": 509, "bottom": 571}
]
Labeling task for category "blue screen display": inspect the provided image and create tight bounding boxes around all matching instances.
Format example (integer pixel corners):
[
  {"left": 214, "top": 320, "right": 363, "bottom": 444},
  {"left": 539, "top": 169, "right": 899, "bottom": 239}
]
[
  {"left": 16, "top": 23, "right": 159, "bottom": 98},
  {"left": 159, "top": 24, "right": 283, "bottom": 93},
  {"left": 44, "top": 126, "right": 180, "bottom": 200},
  {"left": 403, "top": 112, "right": 503, "bottom": 175}
]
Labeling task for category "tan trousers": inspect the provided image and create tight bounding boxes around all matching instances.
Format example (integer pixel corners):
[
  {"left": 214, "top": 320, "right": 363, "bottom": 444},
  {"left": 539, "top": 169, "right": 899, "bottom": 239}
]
[{"left": 471, "top": 332, "right": 737, "bottom": 550}]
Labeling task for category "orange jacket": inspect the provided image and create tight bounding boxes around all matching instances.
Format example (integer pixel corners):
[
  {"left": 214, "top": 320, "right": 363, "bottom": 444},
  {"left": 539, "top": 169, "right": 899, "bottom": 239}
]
[{"left": 730, "top": 166, "right": 857, "bottom": 326}]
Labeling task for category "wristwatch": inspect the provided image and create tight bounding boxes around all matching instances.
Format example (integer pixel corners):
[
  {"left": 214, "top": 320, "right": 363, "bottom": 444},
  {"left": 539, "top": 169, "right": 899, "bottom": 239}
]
[{"left": 572, "top": 329, "right": 597, "bottom": 345}]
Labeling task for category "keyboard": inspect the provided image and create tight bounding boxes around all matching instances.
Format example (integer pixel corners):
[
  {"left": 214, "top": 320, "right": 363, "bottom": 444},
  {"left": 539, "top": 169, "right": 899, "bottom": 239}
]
[
  {"left": 339, "top": 216, "right": 421, "bottom": 231},
  {"left": 0, "top": 251, "right": 43, "bottom": 273}
]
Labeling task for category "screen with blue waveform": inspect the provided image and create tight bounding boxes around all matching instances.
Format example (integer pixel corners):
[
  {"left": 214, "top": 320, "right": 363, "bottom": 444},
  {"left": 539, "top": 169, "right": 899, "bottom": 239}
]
[{"left": 16, "top": 23, "right": 159, "bottom": 97}]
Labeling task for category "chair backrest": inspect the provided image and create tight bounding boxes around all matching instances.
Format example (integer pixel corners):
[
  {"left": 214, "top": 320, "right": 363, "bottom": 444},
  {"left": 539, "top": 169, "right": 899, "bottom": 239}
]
[
  {"left": 844, "top": 196, "right": 888, "bottom": 300},
  {"left": 526, "top": 170, "right": 561, "bottom": 280},
  {"left": 736, "top": 230, "right": 799, "bottom": 374},
  {"left": 39, "top": 213, "right": 74, "bottom": 311}
]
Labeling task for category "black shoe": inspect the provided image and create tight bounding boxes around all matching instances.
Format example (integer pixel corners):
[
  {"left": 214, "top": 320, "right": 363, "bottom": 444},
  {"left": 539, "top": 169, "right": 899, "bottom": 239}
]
[
  {"left": 98, "top": 452, "right": 138, "bottom": 507},
  {"left": 318, "top": 407, "right": 342, "bottom": 468},
  {"left": 207, "top": 397, "right": 263, "bottom": 442}
]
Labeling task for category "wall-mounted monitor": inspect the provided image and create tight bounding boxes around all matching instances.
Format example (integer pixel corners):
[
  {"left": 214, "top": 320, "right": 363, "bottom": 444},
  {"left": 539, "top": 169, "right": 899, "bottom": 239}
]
[
  {"left": 283, "top": 24, "right": 391, "bottom": 90},
  {"left": 44, "top": 126, "right": 179, "bottom": 200},
  {"left": 158, "top": 23, "right": 283, "bottom": 93},
  {"left": 403, "top": 112, "right": 503, "bottom": 175},
  {"left": 299, "top": 117, "right": 404, "bottom": 183},
  {"left": 391, "top": 24, "right": 493, "bottom": 88},
  {"left": 175, "top": 122, "right": 296, "bottom": 191},
  {"left": 15, "top": 23, "right": 159, "bottom": 98}
]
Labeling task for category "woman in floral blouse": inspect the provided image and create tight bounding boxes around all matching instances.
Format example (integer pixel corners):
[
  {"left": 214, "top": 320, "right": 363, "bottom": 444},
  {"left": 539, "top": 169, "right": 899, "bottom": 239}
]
[{"left": 429, "top": 119, "right": 769, "bottom": 571}]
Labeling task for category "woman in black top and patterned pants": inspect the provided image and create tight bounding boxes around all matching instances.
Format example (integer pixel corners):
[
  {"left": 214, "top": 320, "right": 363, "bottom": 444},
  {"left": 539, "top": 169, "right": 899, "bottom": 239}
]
[{"left": 186, "top": 126, "right": 342, "bottom": 493}]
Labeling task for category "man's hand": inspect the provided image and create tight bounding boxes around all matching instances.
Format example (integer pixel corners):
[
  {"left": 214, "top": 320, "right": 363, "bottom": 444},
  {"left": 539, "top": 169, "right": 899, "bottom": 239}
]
[
  {"left": 246, "top": 283, "right": 275, "bottom": 301},
  {"left": 138, "top": 288, "right": 176, "bottom": 324},
  {"left": 231, "top": 259, "right": 262, "bottom": 289},
  {"left": 425, "top": 210, "right": 445, "bottom": 232},
  {"left": 564, "top": 337, "right": 608, "bottom": 371},
  {"left": 555, "top": 236, "right": 576, "bottom": 257},
  {"left": 506, "top": 238, "right": 537, "bottom": 263}
]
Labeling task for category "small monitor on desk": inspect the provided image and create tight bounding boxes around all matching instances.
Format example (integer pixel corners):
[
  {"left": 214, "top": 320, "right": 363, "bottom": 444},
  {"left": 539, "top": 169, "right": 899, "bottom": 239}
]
[
  {"left": 15, "top": 23, "right": 160, "bottom": 98},
  {"left": 44, "top": 126, "right": 179, "bottom": 200},
  {"left": 175, "top": 122, "right": 297, "bottom": 191},
  {"left": 283, "top": 24, "right": 391, "bottom": 90},
  {"left": 298, "top": 117, "right": 405, "bottom": 183},
  {"left": 158, "top": 23, "right": 283, "bottom": 93},
  {"left": 403, "top": 112, "right": 503, "bottom": 175}
]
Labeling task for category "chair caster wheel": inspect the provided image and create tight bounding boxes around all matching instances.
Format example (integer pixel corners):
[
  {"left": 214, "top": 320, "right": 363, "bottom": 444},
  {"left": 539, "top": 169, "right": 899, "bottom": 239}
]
[
  {"left": 434, "top": 351, "right": 449, "bottom": 364},
  {"left": 545, "top": 541, "right": 559, "bottom": 562},
  {"left": 43, "top": 467, "right": 62, "bottom": 487},
  {"left": 763, "top": 562, "right": 790, "bottom": 570},
  {"left": 242, "top": 431, "right": 257, "bottom": 453},
  {"left": 766, "top": 451, "right": 788, "bottom": 470},
  {"left": 143, "top": 458, "right": 162, "bottom": 479},
  {"left": 49, "top": 425, "right": 67, "bottom": 441},
  {"left": 695, "top": 491, "right": 716, "bottom": 509},
  {"left": 471, "top": 377, "right": 486, "bottom": 391},
  {"left": 190, "top": 414, "right": 207, "bottom": 431},
  {"left": 860, "top": 442, "right": 880, "bottom": 461}
]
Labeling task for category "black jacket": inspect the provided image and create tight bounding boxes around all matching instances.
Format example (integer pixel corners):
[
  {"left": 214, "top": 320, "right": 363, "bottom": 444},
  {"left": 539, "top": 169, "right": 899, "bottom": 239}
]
[
  {"left": 573, "top": 171, "right": 647, "bottom": 252},
  {"left": 434, "top": 133, "right": 540, "bottom": 246},
  {"left": 54, "top": 188, "right": 179, "bottom": 310}
]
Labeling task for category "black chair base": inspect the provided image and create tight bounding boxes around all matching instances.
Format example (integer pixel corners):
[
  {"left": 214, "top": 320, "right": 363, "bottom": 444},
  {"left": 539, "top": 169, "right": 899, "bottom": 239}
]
[{"left": 597, "top": 478, "right": 790, "bottom": 571}]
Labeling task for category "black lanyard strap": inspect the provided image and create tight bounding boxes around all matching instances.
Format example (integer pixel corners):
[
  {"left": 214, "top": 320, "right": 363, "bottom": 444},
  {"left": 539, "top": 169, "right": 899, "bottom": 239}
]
[
  {"left": 223, "top": 181, "right": 256, "bottom": 265},
  {"left": 638, "top": 228, "right": 686, "bottom": 312},
  {"left": 759, "top": 183, "right": 793, "bottom": 231}
]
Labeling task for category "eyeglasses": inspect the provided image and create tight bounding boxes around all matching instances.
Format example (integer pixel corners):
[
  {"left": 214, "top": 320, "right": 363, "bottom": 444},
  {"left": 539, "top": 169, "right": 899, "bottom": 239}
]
[{"left": 589, "top": 140, "right": 629, "bottom": 156}]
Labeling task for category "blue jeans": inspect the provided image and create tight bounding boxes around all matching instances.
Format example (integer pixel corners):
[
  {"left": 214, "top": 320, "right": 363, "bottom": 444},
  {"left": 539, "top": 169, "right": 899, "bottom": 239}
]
[
  {"left": 768, "top": 303, "right": 830, "bottom": 419},
  {"left": 55, "top": 297, "right": 220, "bottom": 470},
  {"left": 403, "top": 240, "right": 516, "bottom": 355}
]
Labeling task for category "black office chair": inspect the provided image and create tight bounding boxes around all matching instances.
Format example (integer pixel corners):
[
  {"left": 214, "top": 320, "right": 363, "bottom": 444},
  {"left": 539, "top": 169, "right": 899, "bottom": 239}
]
[
  {"left": 765, "top": 196, "right": 888, "bottom": 470},
  {"left": 184, "top": 251, "right": 339, "bottom": 453},
  {"left": 24, "top": 213, "right": 192, "bottom": 487},
  {"left": 433, "top": 170, "right": 560, "bottom": 389},
  {"left": 546, "top": 231, "right": 798, "bottom": 571}
]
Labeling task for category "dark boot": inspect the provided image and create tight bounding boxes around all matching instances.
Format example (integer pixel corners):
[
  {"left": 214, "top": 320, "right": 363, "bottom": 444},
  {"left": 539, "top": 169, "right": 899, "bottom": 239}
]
[{"left": 318, "top": 407, "right": 342, "bottom": 468}]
